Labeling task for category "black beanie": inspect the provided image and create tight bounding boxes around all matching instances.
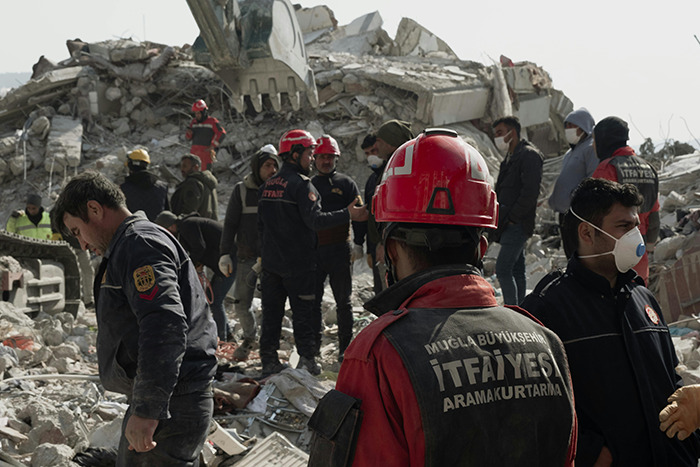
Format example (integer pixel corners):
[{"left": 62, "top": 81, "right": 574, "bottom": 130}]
[
  {"left": 26, "top": 193, "right": 42, "bottom": 207},
  {"left": 376, "top": 120, "right": 414, "bottom": 149},
  {"left": 594, "top": 116, "right": 629, "bottom": 161}
]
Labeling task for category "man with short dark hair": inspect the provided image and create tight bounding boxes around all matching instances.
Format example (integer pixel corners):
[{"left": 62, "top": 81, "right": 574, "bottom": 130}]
[
  {"left": 170, "top": 154, "right": 219, "bottom": 220},
  {"left": 522, "top": 177, "right": 700, "bottom": 466},
  {"left": 53, "top": 171, "right": 217, "bottom": 467},
  {"left": 491, "top": 115, "right": 544, "bottom": 305},
  {"left": 308, "top": 130, "right": 576, "bottom": 466},
  {"left": 592, "top": 116, "right": 659, "bottom": 284},
  {"left": 257, "top": 129, "right": 368, "bottom": 377},
  {"left": 120, "top": 148, "right": 170, "bottom": 221}
]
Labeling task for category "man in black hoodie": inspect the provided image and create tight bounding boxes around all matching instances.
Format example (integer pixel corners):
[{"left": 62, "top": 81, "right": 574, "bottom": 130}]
[
  {"left": 170, "top": 154, "right": 219, "bottom": 220},
  {"left": 120, "top": 149, "right": 170, "bottom": 222}
]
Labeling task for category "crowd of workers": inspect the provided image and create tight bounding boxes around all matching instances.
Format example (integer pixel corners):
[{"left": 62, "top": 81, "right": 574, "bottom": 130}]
[{"left": 5, "top": 97, "right": 700, "bottom": 466}]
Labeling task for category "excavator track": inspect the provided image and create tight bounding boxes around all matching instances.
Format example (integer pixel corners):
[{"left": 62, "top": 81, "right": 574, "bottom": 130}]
[{"left": 0, "top": 231, "right": 82, "bottom": 317}]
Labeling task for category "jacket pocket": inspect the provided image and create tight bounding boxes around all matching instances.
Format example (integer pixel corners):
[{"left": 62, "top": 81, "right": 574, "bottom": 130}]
[{"left": 308, "top": 389, "right": 363, "bottom": 467}]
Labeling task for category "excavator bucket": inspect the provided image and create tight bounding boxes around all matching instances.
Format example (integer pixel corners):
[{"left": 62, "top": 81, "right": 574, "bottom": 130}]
[{"left": 187, "top": 0, "right": 319, "bottom": 113}]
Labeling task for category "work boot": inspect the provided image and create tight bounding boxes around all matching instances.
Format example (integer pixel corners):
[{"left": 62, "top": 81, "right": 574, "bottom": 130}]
[
  {"left": 261, "top": 360, "right": 288, "bottom": 378},
  {"left": 232, "top": 337, "right": 255, "bottom": 361},
  {"left": 297, "top": 356, "right": 321, "bottom": 376}
]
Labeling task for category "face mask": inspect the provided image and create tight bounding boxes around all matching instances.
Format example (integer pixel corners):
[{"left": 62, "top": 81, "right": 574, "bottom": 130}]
[
  {"left": 494, "top": 131, "right": 511, "bottom": 155},
  {"left": 565, "top": 128, "right": 581, "bottom": 145},
  {"left": 570, "top": 208, "right": 645, "bottom": 273},
  {"left": 367, "top": 155, "right": 383, "bottom": 169}
]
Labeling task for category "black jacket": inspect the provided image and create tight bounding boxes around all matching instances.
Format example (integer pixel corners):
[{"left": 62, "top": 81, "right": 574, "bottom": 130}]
[
  {"left": 94, "top": 213, "right": 217, "bottom": 419},
  {"left": 220, "top": 174, "right": 259, "bottom": 260},
  {"left": 311, "top": 170, "right": 363, "bottom": 246},
  {"left": 120, "top": 171, "right": 170, "bottom": 221},
  {"left": 493, "top": 139, "right": 543, "bottom": 240},
  {"left": 521, "top": 255, "right": 700, "bottom": 466},
  {"left": 258, "top": 162, "right": 350, "bottom": 276},
  {"left": 176, "top": 213, "right": 223, "bottom": 276},
  {"left": 171, "top": 170, "right": 218, "bottom": 220}
]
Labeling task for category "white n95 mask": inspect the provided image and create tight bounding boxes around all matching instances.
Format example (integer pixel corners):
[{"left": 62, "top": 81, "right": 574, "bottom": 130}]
[
  {"left": 570, "top": 208, "right": 645, "bottom": 273},
  {"left": 565, "top": 128, "right": 581, "bottom": 145},
  {"left": 367, "top": 155, "right": 383, "bottom": 169},
  {"left": 494, "top": 136, "right": 509, "bottom": 155}
]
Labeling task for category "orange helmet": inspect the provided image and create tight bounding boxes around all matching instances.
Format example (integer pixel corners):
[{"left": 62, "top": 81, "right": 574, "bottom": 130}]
[
  {"left": 279, "top": 129, "right": 316, "bottom": 155},
  {"left": 192, "top": 99, "right": 208, "bottom": 112},
  {"left": 373, "top": 129, "right": 498, "bottom": 229},
  {"left": 313, "top": 135, "right": 341, "bottom": 157}
]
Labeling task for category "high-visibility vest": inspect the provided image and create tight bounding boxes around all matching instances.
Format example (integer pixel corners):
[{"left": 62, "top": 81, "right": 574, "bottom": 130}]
[{"left": 5, "top": 211, "right": 53, "bottom": 240}]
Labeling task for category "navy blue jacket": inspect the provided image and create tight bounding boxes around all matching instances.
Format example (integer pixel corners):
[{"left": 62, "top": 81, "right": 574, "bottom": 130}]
[
  {"left": 521, "top": 255, "right": 700, "bottom": 466},
  {"left": 94, "top": 213, "right": 217, "bottom": 420},
  {"left": 120, "top": 171, "right": 170, "bottom": 222},
  {"left": 311, "top": 170, "right": 363, "bottom": 246},
  {"left": 258, "top": 162, "right": 350, "bottom": 276}
]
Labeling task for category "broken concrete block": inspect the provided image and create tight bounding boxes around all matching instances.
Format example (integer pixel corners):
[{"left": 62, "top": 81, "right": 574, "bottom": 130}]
[
  {"left": 44, "top": 116, "right": 83, "bottom": 170},
  {"left": 51, "top": 343, "right": 81, "bottom": 361},
  {"left": 29, "top": 116, "right": 51, "bottom": 139},
  {"left": 344, "top": 11, "right": 383, "bottom": 37},
  {"left": 0, "top": 135, "right": 17, "bottom": 157},
  {"left": 0, "top": 424, "right": 28, "bottom": 444},
  {"left": 663, "top": 191, "right": 688, "bottom": 210},
  {"left": 314, "top": 69, "right": 344, "bottom": 87},
  {"left": 111, "top": 117, "right": 131, "bottom": 136},
  {"left": 37, "top": 319, "right": 66, "bottom": 347},
  {"left": 296, "top": 5, "right": 337, "bottom": 34},
  {"left": 393, "top": 17, "right": 456, "bottom": 57},
  {"left": 31, "top": 442, "right": 75, "bottom": 467},
  {"left": 655, "top": 235, "right": 700, "bottom": 323},
  {"left": 515, "top": 93, "right": 552, "bottom": 128},
  {"left": 0, "top": 158, "right": 9, "bottom": 181},
  {"left": 104, "top": 87, "right": 122, "bottom": 102},
  {"left": 654, "top": 235, "right": 686, "bottom": 262},
  {"left": 419, "top": 87, "right": 490, "bottom": 126}
]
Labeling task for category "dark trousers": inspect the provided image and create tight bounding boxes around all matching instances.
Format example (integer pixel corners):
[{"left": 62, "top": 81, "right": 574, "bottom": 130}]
[
  {"left": 260, "top": 270, "right": 316, "bottom": 362},
  {"left": 117, "top": 388, "right": 213, "bottom": 467},
  {"left": 313, "top": 243, "right": 354, "bottom": 354},
  {"left": 496, "top": 223, "right": 528, "bottom": 305},
  {"left": 210, "top": 272, "right": 235, "bottom": 341}
]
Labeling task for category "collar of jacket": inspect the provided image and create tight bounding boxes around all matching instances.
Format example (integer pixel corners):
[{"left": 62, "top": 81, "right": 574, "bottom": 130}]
[
  {"left": 566, "top": 253, "right": 641, "bottom": 297},
  {"left": 611, "top": 146, "right": 636, "bottom": 157},
  {"left": 364, "top": 264, "right": 496, "bottom": 316},
  {"left": 103, "top": 211, "right": 148, "bottom": 259},
  {"left": 243, "top": 173, "right": 259, "bottom": 189}
]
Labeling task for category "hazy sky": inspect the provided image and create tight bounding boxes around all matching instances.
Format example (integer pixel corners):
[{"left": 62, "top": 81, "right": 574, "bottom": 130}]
[{"left": 2, "top": 1, "right": 699, "bottom": 149}]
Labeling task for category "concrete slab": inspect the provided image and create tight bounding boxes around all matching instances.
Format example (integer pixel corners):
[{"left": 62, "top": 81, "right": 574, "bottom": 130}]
[
  {"left": 394, "top": 17, "right": 456, "bottom": 57},
  {"left": 44, "top": 116, "right": 83, "bottom": 170},
  {"left": 515, "top": 93, "right": 551, "bottom": 128},
  {"left": 656, "top": 234, "right": 700, "bottom": 323},
  {"left": 296, "top": 5, "right": 336, "bottom": 34},
  {"left": 344, "top": 11, "right": 383, "bottom": 37},
  {"left": 421, "top": 87, "right": 490, "bottom": 126}
]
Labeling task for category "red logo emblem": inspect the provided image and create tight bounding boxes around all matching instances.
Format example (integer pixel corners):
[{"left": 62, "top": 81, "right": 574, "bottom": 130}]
[
  {"left": 645, "top": 304, "right": 659, "bottom": 324},
  {"left": 309, "top": 192, "right": 318, "bottom": 202}
]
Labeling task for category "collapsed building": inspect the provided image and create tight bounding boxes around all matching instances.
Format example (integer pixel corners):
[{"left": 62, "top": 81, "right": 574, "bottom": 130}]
[{"left": 0, "top": 2, "right": 699, "bottom": 465}]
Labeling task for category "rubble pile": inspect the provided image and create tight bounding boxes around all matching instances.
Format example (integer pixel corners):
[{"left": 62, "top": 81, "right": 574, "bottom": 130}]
[{"left": 0, "top": 3, "right": 699, "bottom": 465}]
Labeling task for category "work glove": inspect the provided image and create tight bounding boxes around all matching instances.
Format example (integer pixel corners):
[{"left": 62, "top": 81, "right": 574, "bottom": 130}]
[
  {"left": 659, "top": 384, "right": 700, "bottom": 440},
  {"left": 210, "top": 147, "right": 217, "bottom": 161},
  {"left": 351, "top": 244, "right": 364, "bottom": 262},
  {"left": 219, "top": 254, "right": 234, "bottom": 277},
  {"left": 11, "top": 209, "right": 24, "bottom": 218},
  {"left": 252, "top": 257, "right": 263, "bottom": 275}
]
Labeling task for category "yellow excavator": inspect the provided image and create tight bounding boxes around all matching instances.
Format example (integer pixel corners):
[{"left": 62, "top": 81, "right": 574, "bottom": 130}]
[{"left": 187, "top": 0, "right": 319, "bottom": 113}]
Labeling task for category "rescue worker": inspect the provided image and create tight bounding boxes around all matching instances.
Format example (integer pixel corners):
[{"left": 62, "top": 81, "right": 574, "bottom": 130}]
[
  {"left": 592, "top": 116, "right": 659, "bottom": 284},
  {"left": 310, "top": 135, "right": 364, "bottom": 362},
  {"left": 53, "top": 171, "right": 217, "bottom": 467},
  {"left": 119, "top": 148, "right": 170, "bottom": 222},
  {"left": 257, "top": 129, "right": 368, "bottom": 377},
  {"left": 308, "top": 129, "right": 576, "bottom": 466},
  {"left": 491, "top": 115, "right": 544, "bottom": 305},
  {"left": 548, "top": 108, "right": 597, "bottom": 257},
  {"left": 522, "top": 177, "right": 700, "bottom": 466},
  {"left": 219, "top": 144, "right": 280, "bottom": 360},
  {"left": 155, "top": 211, "right": 233, "bottom": 342},
  {"left": 366, "top": 120, "right": 414, "bottom": 290},
  {"left": 6, "top": 193, "right": 52, "bottom": 240},
  {"left": 170, "top": 154, "right": 219, "bottom": 220},
  {"left": 354, "top": 133, "right": 383, "bottom": 293},
  {"left": 185, "top": 99, "right": 226, "bottom": 170}
]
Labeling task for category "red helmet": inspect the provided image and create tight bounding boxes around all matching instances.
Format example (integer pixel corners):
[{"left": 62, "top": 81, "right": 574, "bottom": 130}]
[
  {"left": 373, "top": 129, "right": 498, "bottom": 229},
  {"left": 313, "top": 135, "right": 341, "bottom": 156},
  {"left": 192, "top": 99, "right": 208, "bottom": 112},
  {"left": 279, "top": 129, "right": 316, "bottom": 154}
]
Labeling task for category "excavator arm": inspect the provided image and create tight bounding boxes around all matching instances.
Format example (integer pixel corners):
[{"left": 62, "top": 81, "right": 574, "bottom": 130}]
[{"left": 187, "top": 0, "right": 319, "bottom": 113}]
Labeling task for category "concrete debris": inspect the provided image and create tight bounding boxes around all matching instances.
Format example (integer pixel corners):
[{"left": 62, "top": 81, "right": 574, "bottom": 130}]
[{"left": 0, "top": 3, "right": 698, "bottom": 465}]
